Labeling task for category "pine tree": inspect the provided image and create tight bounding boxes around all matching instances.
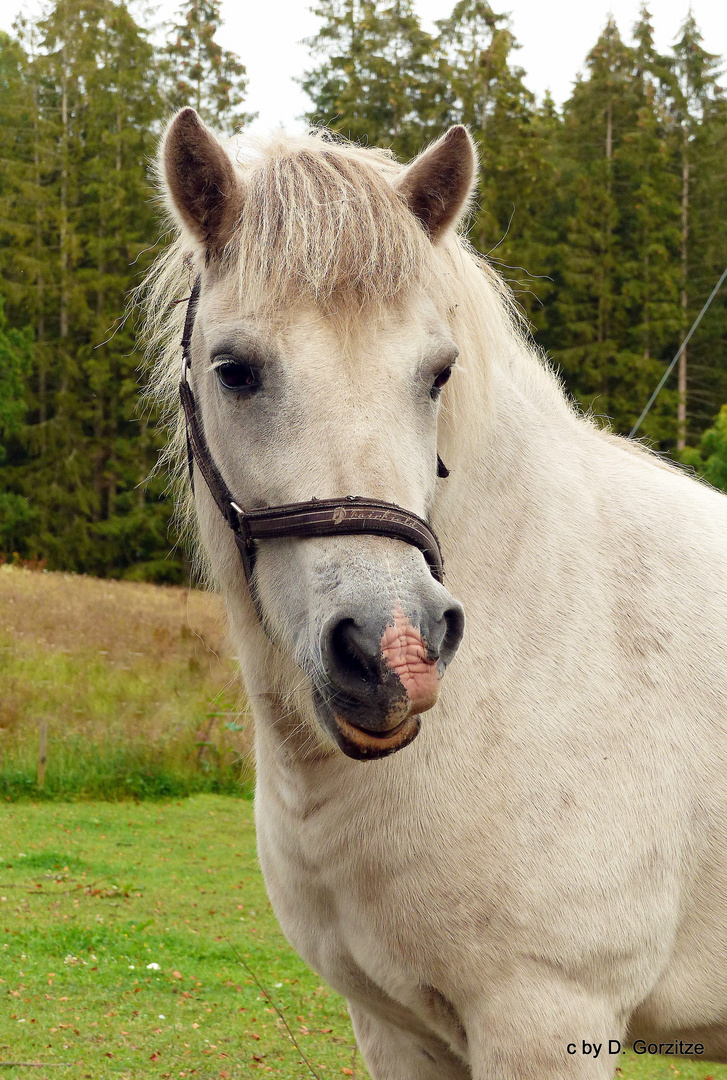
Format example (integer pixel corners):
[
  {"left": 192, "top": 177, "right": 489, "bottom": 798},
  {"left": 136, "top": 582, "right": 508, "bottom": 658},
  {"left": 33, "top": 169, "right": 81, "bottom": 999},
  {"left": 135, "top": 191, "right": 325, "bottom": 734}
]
[
  {"left": 0, "top": 298, "right": 29, "bottom": 443},
  {"left": 615, "top": 5, "right": 682, "bottom": 441},
  {"left": 0, "top": 295, "right": 35, "bottom": 554},
  {"left": 301, "top": 0, "right": 371, "bottom": 138},
  {"left": 0, "top": 0, "right": 180, "bottom": 579},
  {"left": 669, "top": 14, "right": 725, "bottom": 447},
  {"left": 546, "top": 16, "right": 681, "bottom": 437},
  {"left": 685, "top": 95, "right": 727, "bottom": 441},
  {"left": 436, "top": 0, "right": 511, "bottom": 134},
  {"left": 0, "top": 31, "right": 40, "bottom": 550},
  {"left": 435, "top": 1, "right": 559, "bottom": 327},
  {"left": 164, "top": 0, "right": 253, "bottom": 133},
  {"left": 301, "top": 0, "right": 443, "bottom": 158},
  {"left": 682, "top": 404, "right": 727, "bottom": 492}
]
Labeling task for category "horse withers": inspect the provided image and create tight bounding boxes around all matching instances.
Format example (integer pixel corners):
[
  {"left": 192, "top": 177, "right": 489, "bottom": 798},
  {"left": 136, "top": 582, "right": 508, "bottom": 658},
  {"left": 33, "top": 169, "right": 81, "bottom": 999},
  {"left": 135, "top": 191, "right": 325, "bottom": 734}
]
[{"left": 140, "top": 108, "right": 727, "bottom": 1079}]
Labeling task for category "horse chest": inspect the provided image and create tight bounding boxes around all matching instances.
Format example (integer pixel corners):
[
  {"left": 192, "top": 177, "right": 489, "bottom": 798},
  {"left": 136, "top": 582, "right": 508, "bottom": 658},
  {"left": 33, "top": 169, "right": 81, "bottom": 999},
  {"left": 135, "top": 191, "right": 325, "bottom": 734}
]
[
  {"left": 258, "top": 803, "right": 411, "bottom": 966},
  {"left": 258, "top": 812, "right": 468, "bottom": 1058},
  {"left": 255, "top": 751, "right": 685, "bottom": 1025},
  {"left": 255, "top": 784, "right": 471, "bottom": 1046}
]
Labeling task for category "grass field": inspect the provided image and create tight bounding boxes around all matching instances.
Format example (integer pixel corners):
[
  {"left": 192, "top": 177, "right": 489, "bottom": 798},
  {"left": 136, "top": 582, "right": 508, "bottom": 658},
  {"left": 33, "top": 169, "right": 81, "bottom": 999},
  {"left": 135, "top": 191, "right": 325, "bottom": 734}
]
[
  {"left": 1, "top": 797, "right": 725, "bottom": 1080},
  {"left": 0, "top": 566, "right": 252, "bottom": 799},
  {"left": 0, "top": 796, "right": 366, "bottom": 1080}
]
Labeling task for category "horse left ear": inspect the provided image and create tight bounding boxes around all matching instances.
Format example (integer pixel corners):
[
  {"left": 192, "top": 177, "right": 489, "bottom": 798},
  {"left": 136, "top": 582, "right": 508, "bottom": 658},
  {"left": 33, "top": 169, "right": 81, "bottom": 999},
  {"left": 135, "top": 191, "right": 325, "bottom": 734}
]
[
  {"left": 162, "top": 107, "right": 242, "bottom": 255},
  {"left": 396, "top": 126, "right": 477, "bottom": 241}
]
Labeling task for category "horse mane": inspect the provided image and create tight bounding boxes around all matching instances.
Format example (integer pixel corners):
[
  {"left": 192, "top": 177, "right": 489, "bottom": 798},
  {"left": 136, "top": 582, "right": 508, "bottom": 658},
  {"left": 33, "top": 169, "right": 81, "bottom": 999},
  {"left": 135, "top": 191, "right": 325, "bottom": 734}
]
[
  {"left": 136, "top": 127, "right": 579, "bottom": 575},
  {"left": 227, "top": 130, "right": 436, "bottom": 307}
]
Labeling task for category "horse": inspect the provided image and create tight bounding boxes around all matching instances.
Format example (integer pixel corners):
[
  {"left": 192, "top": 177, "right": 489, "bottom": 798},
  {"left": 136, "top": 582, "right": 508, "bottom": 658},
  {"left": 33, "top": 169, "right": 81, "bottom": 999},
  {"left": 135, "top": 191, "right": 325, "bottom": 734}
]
[{"left": 139, "top": 107, "right": 727, "bottom": 1079}]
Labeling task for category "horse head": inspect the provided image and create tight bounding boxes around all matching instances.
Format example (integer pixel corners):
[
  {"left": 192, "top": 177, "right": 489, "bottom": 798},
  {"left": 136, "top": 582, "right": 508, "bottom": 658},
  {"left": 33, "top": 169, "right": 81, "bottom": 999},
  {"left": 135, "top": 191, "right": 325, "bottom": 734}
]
[{"left": 159, "top": 109, "right": 474, "bottom": 759}]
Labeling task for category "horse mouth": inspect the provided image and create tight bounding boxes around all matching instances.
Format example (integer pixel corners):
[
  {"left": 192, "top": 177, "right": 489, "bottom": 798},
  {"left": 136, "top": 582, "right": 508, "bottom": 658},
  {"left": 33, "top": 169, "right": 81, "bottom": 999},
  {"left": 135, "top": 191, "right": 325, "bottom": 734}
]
[
  {"left": 312, "top": 690, "right": 421, "bottom": 760},
  {"left": 331, "top": 711, "right": 421, "bottom": 760}
]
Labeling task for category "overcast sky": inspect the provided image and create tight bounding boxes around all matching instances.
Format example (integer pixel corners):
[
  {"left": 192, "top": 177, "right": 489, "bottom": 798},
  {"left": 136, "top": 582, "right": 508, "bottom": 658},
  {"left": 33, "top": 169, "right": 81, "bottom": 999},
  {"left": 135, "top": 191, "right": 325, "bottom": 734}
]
[{"left": 1, "top": 0, "right": 725, "bottom": 134}]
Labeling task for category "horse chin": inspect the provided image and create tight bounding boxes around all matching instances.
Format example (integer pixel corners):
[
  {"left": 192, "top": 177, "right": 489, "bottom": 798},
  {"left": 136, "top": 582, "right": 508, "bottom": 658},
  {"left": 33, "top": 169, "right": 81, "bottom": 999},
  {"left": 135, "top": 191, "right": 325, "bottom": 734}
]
[{"left": 312, "top": 690, "right": 421, "bottom": 761}]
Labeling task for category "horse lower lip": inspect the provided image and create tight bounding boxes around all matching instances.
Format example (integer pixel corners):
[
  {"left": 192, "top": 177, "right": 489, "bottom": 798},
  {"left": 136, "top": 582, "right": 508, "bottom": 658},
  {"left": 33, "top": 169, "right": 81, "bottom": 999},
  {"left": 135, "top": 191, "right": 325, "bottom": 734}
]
[
  {"left": 311, "top": 687, "right": 422, "bottom": 759},
  {"left": 331, "top": 711, "right": 420, "bottom": 759},
  {"left": 339, "top": 715, "right": 408, "bottom": 739}
]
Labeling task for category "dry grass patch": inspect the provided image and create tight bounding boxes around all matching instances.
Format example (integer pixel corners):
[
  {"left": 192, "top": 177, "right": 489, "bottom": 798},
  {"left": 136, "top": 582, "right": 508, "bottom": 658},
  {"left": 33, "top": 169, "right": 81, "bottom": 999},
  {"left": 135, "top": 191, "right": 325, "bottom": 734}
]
[
  {"left": 0, "top": 567, "right": 252, "bottom": 800},
  {"left": 0, "top": 564, "right": 226, "bottom": 662}
]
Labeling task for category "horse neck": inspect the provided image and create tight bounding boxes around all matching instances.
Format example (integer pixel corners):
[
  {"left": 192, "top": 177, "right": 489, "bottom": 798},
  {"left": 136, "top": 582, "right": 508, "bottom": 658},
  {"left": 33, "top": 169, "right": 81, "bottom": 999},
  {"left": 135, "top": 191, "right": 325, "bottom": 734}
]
[{"left": 436, "top": 342, "right": 599, "bottom": 590}]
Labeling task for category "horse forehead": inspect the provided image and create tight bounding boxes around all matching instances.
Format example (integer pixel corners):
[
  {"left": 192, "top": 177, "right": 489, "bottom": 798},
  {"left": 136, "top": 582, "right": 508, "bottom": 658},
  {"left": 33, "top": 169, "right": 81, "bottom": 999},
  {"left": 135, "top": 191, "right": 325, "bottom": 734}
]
[{"left": 199, "top": 287, "right": 449, "bottom": 365}]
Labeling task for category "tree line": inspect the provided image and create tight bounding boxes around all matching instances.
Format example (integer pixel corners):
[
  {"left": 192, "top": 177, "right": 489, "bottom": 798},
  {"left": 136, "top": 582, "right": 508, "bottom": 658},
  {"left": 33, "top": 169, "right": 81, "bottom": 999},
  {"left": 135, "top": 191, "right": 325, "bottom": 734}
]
[{"left": 0, "top": 0, "right": 725, "bottom": 581}]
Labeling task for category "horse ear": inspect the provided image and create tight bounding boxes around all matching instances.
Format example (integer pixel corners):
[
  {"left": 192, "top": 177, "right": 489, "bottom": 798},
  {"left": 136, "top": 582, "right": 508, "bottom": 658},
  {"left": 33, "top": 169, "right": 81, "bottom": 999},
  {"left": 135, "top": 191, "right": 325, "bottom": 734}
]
[
  {"left": 397, "top": 126, "right": 477, "bottom": 241},
  {"left": 162, "top": 108, "right": 242, "bottom": 254}
]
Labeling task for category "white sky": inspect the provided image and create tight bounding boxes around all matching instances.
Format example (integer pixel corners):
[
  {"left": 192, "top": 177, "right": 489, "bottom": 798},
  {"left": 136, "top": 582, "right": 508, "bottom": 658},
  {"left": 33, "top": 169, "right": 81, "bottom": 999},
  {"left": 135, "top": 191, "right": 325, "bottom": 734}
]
[{"left": 1, "top": 1, "right": 725, "bottom": 134}]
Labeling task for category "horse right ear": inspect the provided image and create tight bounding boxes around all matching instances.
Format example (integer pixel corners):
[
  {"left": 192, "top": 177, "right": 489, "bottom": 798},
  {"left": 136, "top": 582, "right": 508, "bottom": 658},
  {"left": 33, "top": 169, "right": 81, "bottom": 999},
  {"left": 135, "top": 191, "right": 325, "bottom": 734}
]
[
  {"left": 396, "top": 126, "right": 477, "bottom": 241},
  {"left": 162, "top": 108, "right": 242, "bottom": 255}
]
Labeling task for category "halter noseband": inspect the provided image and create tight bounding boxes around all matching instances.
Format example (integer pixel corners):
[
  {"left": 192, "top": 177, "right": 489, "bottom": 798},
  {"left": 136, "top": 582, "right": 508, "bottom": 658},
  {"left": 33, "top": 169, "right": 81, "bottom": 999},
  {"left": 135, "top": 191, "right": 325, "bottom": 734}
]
[{"left": 178, "top": 276, "right": 447, "bottom": 600}]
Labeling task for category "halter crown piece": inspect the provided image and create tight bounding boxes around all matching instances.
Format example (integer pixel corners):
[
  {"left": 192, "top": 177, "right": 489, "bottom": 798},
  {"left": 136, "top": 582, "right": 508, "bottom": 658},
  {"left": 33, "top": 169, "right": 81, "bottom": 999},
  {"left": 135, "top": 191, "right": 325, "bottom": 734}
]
[{"left": 178, "top": 276, "right": 447, "bottom": 609}]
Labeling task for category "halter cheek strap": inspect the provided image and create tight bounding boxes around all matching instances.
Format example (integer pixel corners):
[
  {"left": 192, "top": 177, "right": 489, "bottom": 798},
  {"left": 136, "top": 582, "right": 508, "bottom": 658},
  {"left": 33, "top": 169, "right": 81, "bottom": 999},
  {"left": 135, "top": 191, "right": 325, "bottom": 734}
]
[{"left": 178, "top": 276, "right": 448, "bottom": 596}]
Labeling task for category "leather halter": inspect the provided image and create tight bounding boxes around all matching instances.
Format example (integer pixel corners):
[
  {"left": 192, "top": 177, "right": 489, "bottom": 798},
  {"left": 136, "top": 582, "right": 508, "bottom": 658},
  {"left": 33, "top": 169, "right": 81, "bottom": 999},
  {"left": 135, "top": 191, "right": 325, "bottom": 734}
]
[{"left": 178, "top": 276, "right": 447, "bottom": 597}]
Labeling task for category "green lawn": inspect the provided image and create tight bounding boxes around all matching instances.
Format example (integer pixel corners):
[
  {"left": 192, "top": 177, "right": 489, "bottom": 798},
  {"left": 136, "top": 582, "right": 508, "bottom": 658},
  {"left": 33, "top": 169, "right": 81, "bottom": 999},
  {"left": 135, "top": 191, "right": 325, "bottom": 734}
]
[
  {"left": 0, "top": 796, "right": 363, "bottom": 1079},
  {"left": 1, "top": 796, "right": 725, "bottom": 1080}
]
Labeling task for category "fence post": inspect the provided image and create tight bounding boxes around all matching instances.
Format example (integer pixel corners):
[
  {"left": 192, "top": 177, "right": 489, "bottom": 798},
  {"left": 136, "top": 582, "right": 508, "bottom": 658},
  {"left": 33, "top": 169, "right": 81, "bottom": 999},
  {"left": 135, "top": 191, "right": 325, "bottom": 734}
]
[{"left": 37, "top": 719, "right": 47, "bottom": 788}]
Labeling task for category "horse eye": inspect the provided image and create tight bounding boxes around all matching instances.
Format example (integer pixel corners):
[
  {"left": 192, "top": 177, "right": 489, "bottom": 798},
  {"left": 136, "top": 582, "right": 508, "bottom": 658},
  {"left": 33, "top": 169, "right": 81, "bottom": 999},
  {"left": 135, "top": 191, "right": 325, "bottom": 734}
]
[
  {"left": 431, "top": 365, "right": 453, "bottom": 398},
  {"left": 215, "top": 358, "right": 260, "bottom": 393}
]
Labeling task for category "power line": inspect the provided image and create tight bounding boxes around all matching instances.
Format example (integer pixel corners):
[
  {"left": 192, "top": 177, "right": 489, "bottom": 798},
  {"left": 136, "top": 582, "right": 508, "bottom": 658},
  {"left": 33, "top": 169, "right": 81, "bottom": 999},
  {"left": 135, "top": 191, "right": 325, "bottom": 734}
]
[{"left": 629, "top": 265, "right": 727, "bottom": 439}]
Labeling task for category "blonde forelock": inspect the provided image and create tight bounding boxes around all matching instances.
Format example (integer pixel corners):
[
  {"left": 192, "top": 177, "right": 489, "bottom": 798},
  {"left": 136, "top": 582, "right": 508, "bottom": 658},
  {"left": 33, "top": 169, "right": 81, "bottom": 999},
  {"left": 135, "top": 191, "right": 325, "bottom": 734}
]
[{"left": 226, "top": 131, "right": 431, "bottom": 311}]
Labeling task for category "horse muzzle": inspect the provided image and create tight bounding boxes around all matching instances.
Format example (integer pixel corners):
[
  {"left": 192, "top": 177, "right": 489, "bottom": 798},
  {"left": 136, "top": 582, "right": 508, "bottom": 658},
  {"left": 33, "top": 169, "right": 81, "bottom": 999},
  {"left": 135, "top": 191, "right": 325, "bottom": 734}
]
[{"left": 314, "top": 599, "right": 464, "bottom": 760}]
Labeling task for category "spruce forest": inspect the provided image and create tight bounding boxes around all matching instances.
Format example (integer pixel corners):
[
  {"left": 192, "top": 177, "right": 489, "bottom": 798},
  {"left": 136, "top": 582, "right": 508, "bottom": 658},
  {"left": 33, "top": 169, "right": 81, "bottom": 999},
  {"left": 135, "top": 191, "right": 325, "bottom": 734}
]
[{"left": 0, "top": 0, "right": 726, "bottom": 582}]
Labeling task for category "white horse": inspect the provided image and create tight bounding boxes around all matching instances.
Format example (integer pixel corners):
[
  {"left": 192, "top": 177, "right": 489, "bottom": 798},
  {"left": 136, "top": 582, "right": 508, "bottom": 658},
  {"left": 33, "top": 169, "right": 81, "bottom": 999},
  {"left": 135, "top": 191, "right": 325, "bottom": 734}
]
[{"left": 141, "top": 108, "right": 727, "bottom": 1079}]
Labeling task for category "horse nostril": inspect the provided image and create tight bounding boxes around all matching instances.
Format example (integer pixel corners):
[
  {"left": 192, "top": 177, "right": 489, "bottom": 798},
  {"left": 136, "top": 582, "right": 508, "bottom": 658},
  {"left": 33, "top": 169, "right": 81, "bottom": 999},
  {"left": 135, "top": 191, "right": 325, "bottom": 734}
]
[
  {"left": 440, "top": 604, "right": 465, "bottom": 664},
  {"left": 327, "top": 618, "right": 379, "bottom": 686}
]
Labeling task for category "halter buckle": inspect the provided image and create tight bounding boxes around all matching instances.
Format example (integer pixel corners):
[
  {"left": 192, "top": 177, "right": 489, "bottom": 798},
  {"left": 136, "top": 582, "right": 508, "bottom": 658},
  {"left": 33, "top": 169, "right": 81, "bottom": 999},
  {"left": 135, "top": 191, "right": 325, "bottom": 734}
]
[{"left": 230, "top": 502, "right": 255, "bottom": 549}]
